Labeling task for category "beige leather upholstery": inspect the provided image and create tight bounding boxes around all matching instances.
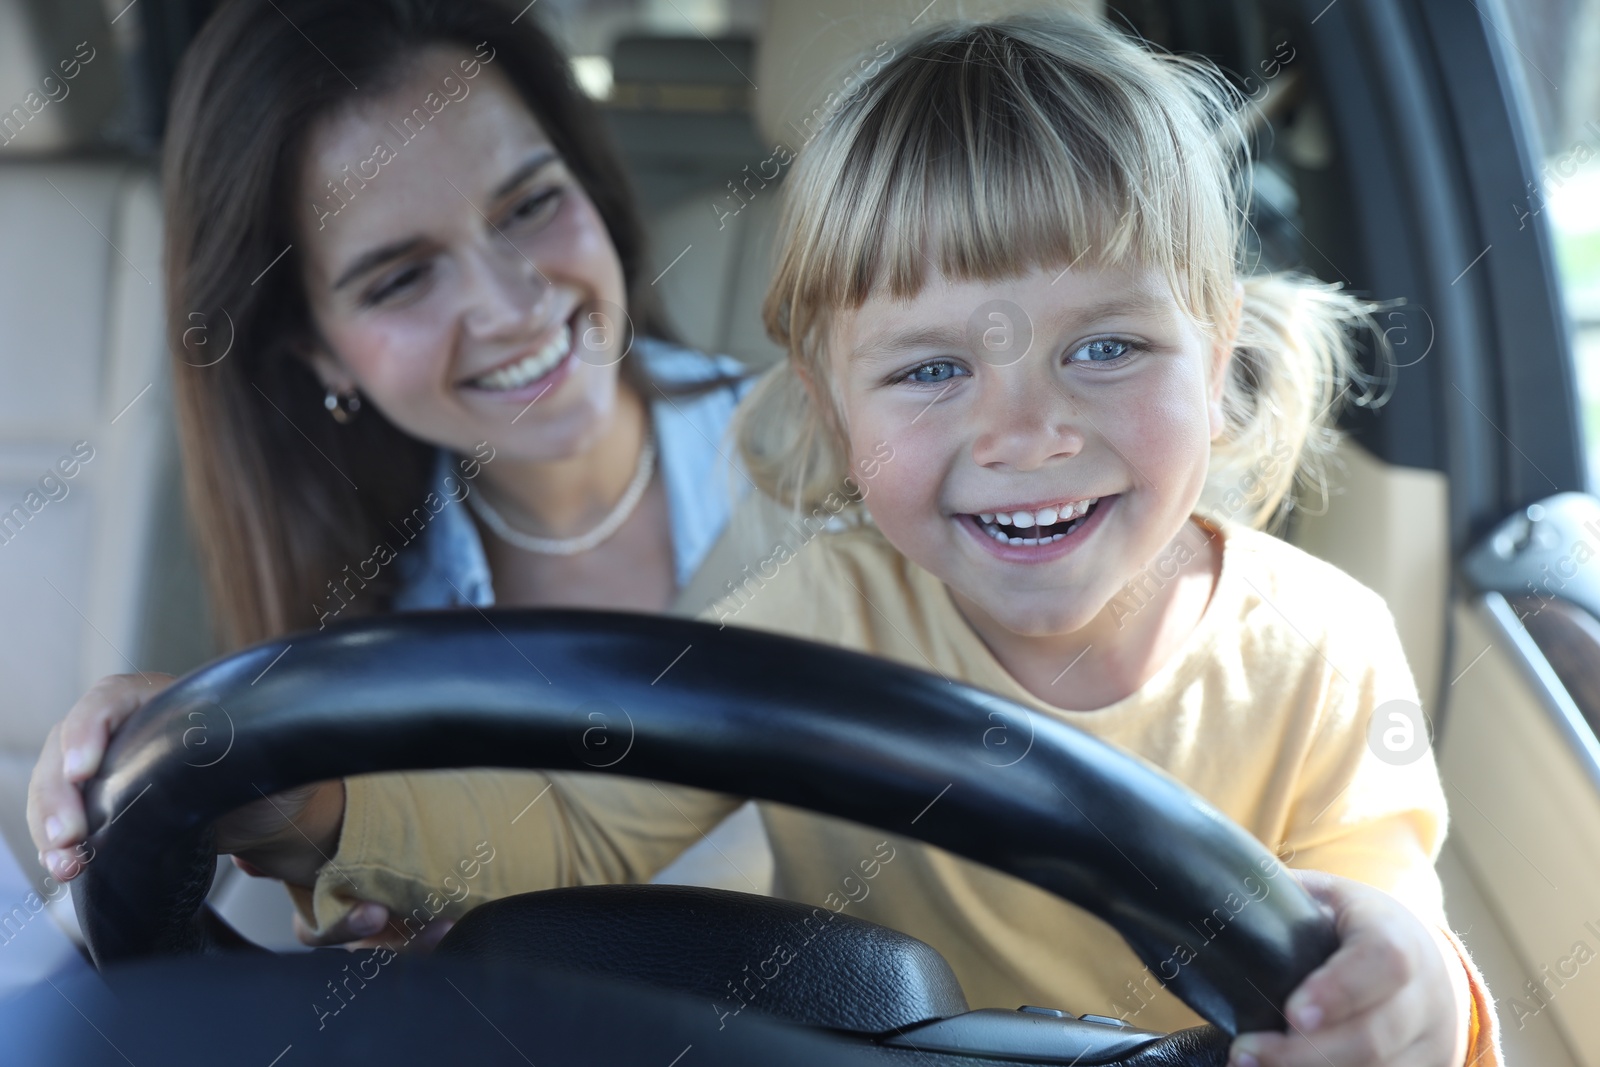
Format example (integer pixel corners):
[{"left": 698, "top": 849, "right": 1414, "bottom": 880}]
[
  {"left": 751, "top": 0, "right": 1099, "bottom": 154},
  {"left": 651, "top": 172, "right": 786, "bottom": 369},
  {"left": 0, "top": 0, "right": 213, "bottom": 873},
  {"left": 1285, "top": 441, "right": 1450, "bottom": 715}
]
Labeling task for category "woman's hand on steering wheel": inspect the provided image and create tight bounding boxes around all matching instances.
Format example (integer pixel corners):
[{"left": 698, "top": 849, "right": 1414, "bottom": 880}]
[
  {"left": 28, "top": 673, "right": 178, "bottom": 882},
  {"left": 26, "top": 673, "right": 346, "bottom": 889},
  {"left": 27, "top": 672, "right": 432, "bottom": 953}
]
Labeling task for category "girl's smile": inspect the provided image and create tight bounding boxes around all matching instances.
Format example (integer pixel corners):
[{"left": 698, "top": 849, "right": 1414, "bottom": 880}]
[{"left": 956, "top": 492, "right": 1118, "bottom": 562}]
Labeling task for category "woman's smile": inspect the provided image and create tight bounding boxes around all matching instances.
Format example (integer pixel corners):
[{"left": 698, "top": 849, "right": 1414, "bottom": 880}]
[
  {"left": 457, "top": 305, "right": 584, "bottom": 406},
  {"left": 461, "top": 309, "right": 576, "bottom": 392},
  {"left": 298, "top": 53, "right": 632, "bottom": 467}
]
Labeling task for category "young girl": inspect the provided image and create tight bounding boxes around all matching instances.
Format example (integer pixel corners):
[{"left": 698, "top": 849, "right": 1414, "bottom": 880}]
[{"left": 36, "top": 12, "right": 1503, "bottom": 1066}]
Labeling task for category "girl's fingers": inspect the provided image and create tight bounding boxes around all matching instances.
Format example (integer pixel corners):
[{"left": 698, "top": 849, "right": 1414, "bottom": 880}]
[
  {"left": 291, "top": 906, "right": 455, "bottom": 954},
  {"left": 405, "top": 917, "right": 456, "bottom": 953},
  {"left": 1283, "top": 870, "right": 1415, "bottom": 1031},
  {"left": 1232, "top": 1012, "right": 1431, "bottom": 1067},
  {"left": 1284, "top": 921, "right": 1413, "bottom": 1032},
  {"left": 1236, "top": 869, "right": 1459, "bottom": 1067},
  {"left": 294, "top": 901, "right": 391, "bottom": 948}
]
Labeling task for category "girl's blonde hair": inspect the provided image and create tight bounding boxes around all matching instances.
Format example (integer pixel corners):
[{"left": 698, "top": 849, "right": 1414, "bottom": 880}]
[{"left": 737, "top": 12, "right": 1385, "bottom": 533}]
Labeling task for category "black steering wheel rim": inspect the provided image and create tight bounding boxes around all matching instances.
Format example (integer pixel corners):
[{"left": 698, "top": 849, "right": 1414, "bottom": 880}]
[{"left": 72, "top": 609, "right": 1335, "bottom": 1035}]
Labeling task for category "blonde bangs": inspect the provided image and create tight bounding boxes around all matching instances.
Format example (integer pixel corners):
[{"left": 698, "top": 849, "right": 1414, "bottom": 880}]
[{"left": 764, "top": 15, "right": 1250, "bottom": 364}]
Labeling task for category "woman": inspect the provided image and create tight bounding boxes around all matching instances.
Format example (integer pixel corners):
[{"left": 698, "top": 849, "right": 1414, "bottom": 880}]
[{"left": 25, "top": 0, "right": 756, "bottom": 945}]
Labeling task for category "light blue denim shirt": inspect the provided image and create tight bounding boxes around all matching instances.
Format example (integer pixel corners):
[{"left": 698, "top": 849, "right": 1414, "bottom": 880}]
[{"left": 391, "top": 337, "right": 752, "bottom": 610}]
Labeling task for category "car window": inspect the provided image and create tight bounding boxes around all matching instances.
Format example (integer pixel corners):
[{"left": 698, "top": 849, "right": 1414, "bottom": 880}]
[{"left": 1495, "top": 0, "right": 1600, "bottom": 489}]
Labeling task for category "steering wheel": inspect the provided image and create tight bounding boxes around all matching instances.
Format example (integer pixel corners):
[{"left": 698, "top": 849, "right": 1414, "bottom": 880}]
[{"left": 55, "top": 610, "right": 1336, "bottom": 1066}]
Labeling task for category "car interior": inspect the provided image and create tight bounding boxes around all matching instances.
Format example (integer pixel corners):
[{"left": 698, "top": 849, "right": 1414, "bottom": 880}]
[{"left": 2, "top": 0, "right": 1599, "bottom": 1062}]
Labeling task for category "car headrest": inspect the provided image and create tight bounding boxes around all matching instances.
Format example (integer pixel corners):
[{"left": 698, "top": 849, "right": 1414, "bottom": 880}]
[
  {"left": 750, "top": 0, "right": 1102, "bottom": 149},
  {"left": 0, "top": 0, "right": 119, "bottom": 156}
]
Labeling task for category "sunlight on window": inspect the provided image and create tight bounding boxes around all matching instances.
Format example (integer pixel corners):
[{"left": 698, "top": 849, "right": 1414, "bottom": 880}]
[
  {"left": 642, "top": 0, "right": 731, "bottom": 36},
  {"left": 571, "top": 54, "right": 613, "bottom": 100},
  {"left": 1496, "top": 0, "right": 1600, "bottom": 490},
  {"left": 1548, "top": 164, "right": 1600, "bottom": 488}
]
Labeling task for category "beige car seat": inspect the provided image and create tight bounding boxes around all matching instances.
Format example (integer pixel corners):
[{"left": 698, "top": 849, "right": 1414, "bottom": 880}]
[{"left": 0, "top": 0, "right": 216, "bottom": 881}]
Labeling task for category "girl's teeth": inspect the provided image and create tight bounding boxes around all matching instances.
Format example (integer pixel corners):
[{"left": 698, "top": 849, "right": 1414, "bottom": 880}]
[
  {"left": 987, "top": 527, "right": 1068, "bottom": 546},
  {"left": 972, "top": 496, "right": 1102, "bottom": 545}
]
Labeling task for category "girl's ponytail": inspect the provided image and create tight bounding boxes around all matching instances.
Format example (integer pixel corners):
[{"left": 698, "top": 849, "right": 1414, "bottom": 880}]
[{"left": 734, "top": 362, "right": 851, "bottom": 515}]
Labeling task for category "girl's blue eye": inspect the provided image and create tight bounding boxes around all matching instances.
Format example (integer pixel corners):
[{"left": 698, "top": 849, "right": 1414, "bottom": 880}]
[
  {"left": 1068, "top": 338, "right": 1139, "bottom": 364},
  {"left": 900, "top": 360, "right": 968, "bottom": 385}
]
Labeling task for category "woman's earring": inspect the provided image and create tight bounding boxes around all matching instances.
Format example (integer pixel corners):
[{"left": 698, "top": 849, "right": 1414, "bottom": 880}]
[{"left": 324, "top": 387, "right": 362, "bottom": 424}]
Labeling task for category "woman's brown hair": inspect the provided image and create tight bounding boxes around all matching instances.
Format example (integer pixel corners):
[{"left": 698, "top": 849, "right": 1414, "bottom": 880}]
[{"left": 165, "top": 0, "right": 689, "bottom": 650}]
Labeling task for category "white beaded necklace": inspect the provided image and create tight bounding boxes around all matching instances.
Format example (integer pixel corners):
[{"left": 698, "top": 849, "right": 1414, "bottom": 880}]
[{"left": 467, "top": 430, "right": 657, "bottom": 556}]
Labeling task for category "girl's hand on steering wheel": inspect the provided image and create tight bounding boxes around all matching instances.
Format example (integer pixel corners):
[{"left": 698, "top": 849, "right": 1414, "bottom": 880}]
[
  {"left": 284, "top": 899, "right": 455, "bottom": 953},
  {"left": 227, "top": 860, "right": 453, "bottom": 951},
  {"left": 1228, "top": 870, "right": 1472, "bottom": 1067}
]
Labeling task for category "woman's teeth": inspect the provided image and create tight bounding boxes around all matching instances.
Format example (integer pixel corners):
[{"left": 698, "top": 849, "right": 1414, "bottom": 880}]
[
  {"left": 975, "top": 497, "right": 1099, "bottom": 545},
  {"left": 470, "top": 323, "right": 573, "bottom": 391}
]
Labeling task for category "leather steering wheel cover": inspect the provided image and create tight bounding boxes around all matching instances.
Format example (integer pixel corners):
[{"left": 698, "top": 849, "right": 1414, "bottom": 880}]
[{"left": 73, "top": 609, "right": 1337, "bottom": 1034}]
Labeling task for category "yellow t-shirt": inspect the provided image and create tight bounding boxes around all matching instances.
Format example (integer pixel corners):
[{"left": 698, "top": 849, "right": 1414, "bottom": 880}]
[{"left": 293, "top": 513, "right": 1492, "bottom": 1048}]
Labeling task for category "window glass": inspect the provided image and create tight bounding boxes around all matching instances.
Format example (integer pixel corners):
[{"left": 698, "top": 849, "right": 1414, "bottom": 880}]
[{"left": 1497, "top": 0, "right": 1600, "bottom": 487}]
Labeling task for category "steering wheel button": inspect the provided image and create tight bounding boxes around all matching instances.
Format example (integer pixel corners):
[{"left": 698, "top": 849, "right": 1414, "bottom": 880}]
[
  {"left": 1017, "top": 1005, "right": 1071, "bottom": 1018},
  {"left": 1079, "top": 1014, "right": 1133, "bottom": 1028},
  {"left": 883, "top": 1007, "right": 1163, "bottom": 1060}
]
